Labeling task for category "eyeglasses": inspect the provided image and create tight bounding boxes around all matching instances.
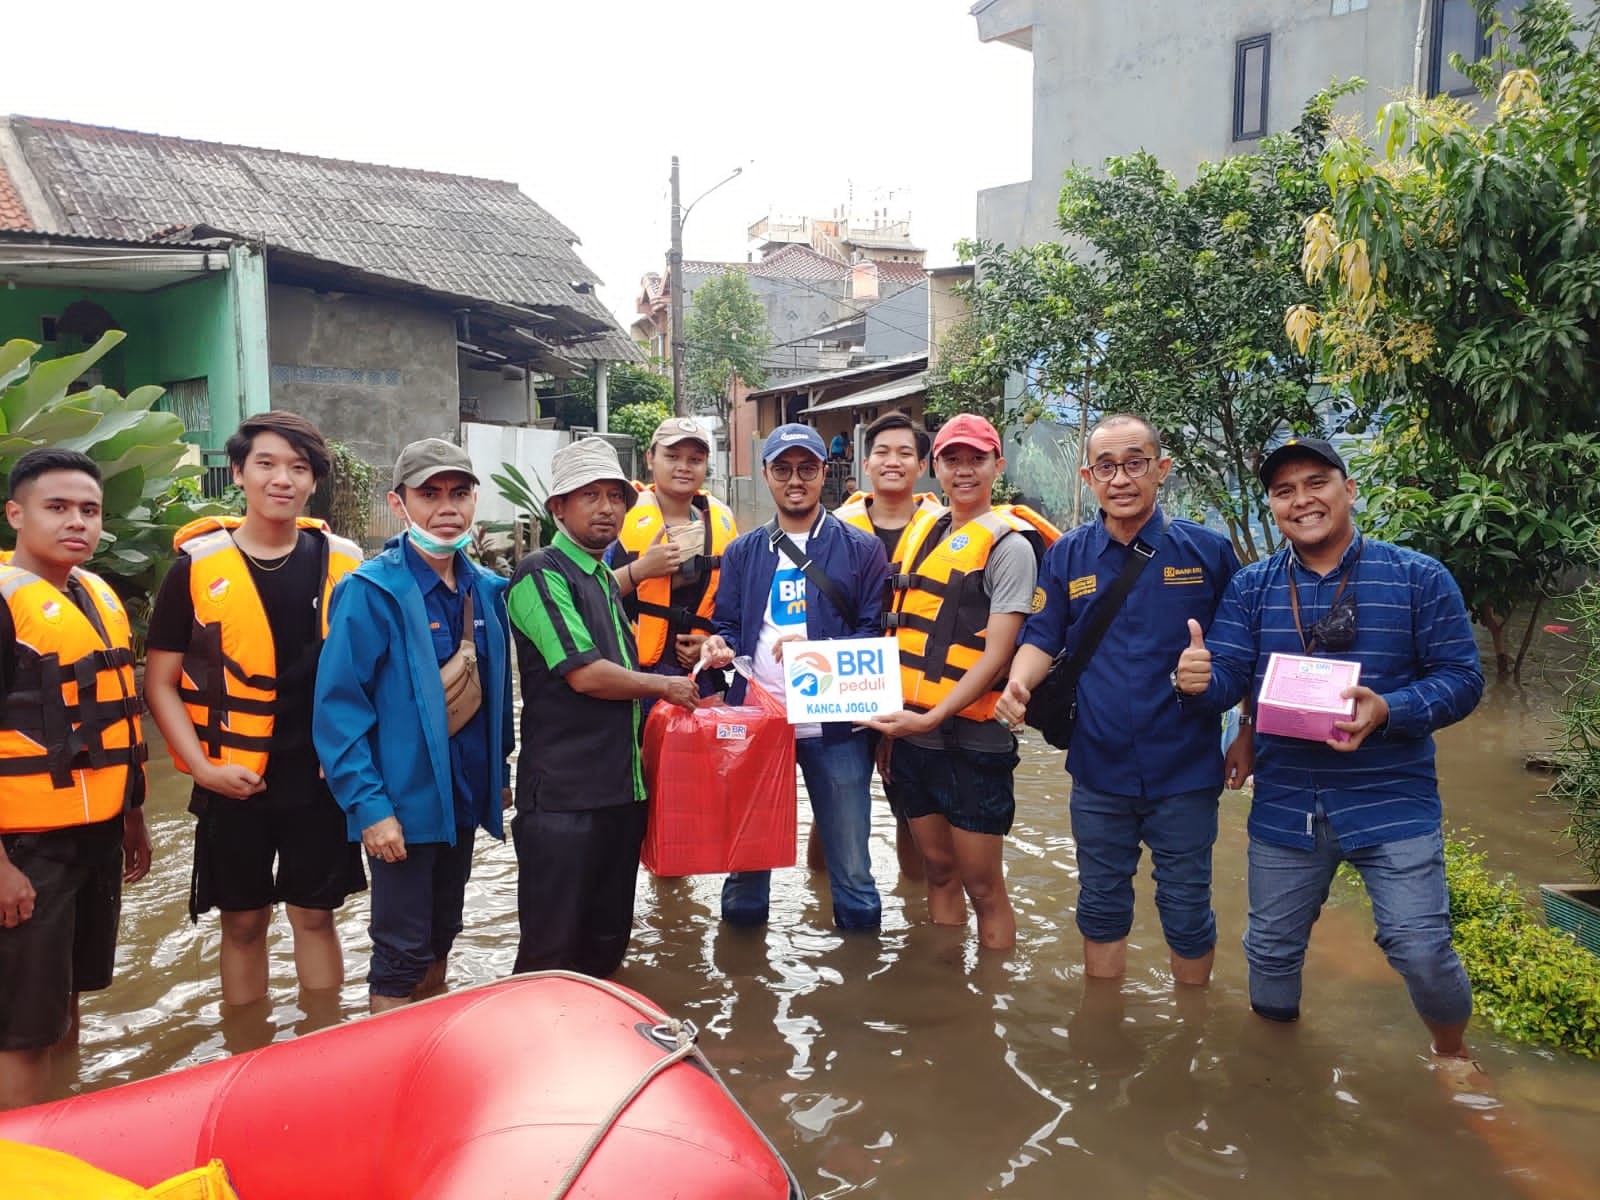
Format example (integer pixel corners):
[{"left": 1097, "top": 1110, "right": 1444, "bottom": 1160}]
[
  {"left": 1088, "top": 457, "right": 1156, "bottom": 482},
  {"left": 768, "top": 461, "right": 822, "bottom": 482}
]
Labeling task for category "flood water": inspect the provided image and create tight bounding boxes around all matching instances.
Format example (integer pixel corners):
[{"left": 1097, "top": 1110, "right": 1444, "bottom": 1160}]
[{"left": 54, "top": 645, "right": 1600, "bottom": 1199}]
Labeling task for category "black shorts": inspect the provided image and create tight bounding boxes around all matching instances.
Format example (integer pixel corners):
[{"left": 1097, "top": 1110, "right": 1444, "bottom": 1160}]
[
  {"left": 890, "top": 738, "right": 1021, "bottom": 837},
  {"left": 189, "top": 775, "right": 366, "bottom": 919},
  {"left": 0, "top": 820, "right": 123, "bottom": 1051}
]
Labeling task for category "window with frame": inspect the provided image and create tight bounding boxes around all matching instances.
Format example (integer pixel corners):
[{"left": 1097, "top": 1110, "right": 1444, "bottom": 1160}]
[
  {"left": 1430, "top": 0, "right": 1518, "bottom": 96},
  {"left": 1233, "top": 34, "right": 1271, "bottom": 142}
]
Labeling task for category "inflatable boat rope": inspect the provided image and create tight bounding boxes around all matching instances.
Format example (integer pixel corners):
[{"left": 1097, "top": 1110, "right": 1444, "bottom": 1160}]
[{"left": 541, "top": 969, "right": 793, "bottom": 1200}]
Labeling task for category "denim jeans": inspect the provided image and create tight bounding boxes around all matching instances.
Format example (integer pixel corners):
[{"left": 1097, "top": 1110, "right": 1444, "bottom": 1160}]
[
  {"left": 1245, "top": 812, "right": 1472, "bottom": 1024},
  {"left": 722, "top": 732, "right": 881, "bottom": 930},
  {"left": 367, "top": 831, "right": 476, "bottom": 998},
  {"left": 1067, "top": 781, "right": 1220, "bottom": 959}
]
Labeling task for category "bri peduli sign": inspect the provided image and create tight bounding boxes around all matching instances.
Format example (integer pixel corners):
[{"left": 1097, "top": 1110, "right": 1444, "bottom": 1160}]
[{"left": 781, "top": 637, "right": 903, "bottom": 725}]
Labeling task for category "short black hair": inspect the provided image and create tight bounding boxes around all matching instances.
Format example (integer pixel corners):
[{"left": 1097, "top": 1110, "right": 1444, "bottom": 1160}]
[
  {"left": 8, "top": 448, "right": 102, "bottom": 501},
  {"left": 862, "top": 410, "right": 931, "bottom": 461},
  {"left": 1087, "top": 412, "right": 1162, "bottom": 457},
  {"left": 225, "top": 411, "right": 332, "bottom": 481}
]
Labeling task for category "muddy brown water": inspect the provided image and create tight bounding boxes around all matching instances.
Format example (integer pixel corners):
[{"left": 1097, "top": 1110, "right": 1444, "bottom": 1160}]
[{"left": 51, "top": 653, "right": 1600, "bottom": 1199}]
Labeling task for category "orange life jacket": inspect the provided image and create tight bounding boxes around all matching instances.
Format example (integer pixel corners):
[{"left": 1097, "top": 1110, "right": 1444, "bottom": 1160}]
[
  {"left": 834, "top": 492, "right": 946, "bottom": 569},
  {"left": 0, "top": 562, "right": 145, "bottom": 833},
  {"left": 885, "top": 504, "right": 1060, "bottom": 723},
  {"left": 169, "top": 516, "right": 362, "bottom": 776},
  {"left": 615, "top": 487, "right": 737, "bottom": 667}
]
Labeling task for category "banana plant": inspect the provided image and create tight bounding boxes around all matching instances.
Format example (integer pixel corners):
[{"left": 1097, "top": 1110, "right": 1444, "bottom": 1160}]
[
  {"left": 0, "top": 332, "right": 228, "bottom": 627},
  {"left": 489, "top": 461, "right": 556, "bottom": 550}
]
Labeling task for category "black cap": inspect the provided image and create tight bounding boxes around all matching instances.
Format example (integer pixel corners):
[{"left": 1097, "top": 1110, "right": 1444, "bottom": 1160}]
[{"left": 1258, "top": 437, "right": 1346, "bottom": 486}]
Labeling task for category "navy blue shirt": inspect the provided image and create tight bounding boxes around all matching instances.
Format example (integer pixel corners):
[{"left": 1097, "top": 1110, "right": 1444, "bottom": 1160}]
[
  {"left": 1197, "top": 533, "right": 1484, "bottom": 851},
  {"left": 403, "top": 540, "right": 493, "bottom": 830},
  {"left": 1021, "top": 506, "right": 1240, "bottom": 797}
]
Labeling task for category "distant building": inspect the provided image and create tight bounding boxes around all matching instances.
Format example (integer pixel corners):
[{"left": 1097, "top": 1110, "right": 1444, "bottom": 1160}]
[{"left": 633, "top": 204, "right": 937, "bottom": 478}]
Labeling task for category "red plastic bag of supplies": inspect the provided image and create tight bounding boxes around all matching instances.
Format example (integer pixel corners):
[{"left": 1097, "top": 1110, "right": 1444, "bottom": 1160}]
[{"left": 642, "top": 661, "right": 797, "bottom": 876}]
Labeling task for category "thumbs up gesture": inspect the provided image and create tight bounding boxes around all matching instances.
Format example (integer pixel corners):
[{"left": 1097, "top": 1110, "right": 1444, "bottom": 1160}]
[{"left": 1174, "top": 618, "right": 1212, "bottom": 696}]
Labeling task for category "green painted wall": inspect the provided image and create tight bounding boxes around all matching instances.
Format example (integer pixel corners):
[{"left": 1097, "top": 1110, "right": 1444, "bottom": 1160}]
[{"left": 0, "top": 271, "right": 242, "bottom": 448}]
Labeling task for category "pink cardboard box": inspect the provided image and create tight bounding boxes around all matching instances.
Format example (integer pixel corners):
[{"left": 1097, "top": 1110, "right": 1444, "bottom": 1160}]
[{"left": 1256, "top": 652, "right": 1361, "bottom": 743}]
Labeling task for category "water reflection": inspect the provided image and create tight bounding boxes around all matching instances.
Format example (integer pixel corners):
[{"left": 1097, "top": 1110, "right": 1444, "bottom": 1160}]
[{"left": 51, "top": 669, "right": 1600, "bottom": 1197}]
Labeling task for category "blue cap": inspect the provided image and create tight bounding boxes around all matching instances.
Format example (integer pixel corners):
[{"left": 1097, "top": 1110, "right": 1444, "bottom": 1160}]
[{"left": 762, "top": 423, "right": 827, "bottom": 464}]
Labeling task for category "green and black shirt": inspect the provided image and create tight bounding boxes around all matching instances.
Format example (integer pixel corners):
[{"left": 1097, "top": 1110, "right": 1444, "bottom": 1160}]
[{"left": 507, "top": 531, "right": 644, "bottom": 811}]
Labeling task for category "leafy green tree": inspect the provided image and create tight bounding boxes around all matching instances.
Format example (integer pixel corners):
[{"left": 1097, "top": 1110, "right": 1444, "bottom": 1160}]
[
  {"left": 603, "top": 360, "right": 673, "bottom": 412},
  {"left": 536, "top": 360, "right": 672, "bottom": 432},
  {"left": 0, "top": 332, "right": 225, "bottom": 625},
  {"left": 683, "top": 272, "right": 769, "bottom": 434},
  {"left": 1349, "top": 414, "right": 1600, "bottom": 676},
  {"left": 940, "top": 92, "right": 1347, "bottom": 558},
  {"left": 609, "top": 400, "right": 673, "bottom": 453},
  {"left": 1300, "top": 0, "right": 1600, "bottom": 673}
]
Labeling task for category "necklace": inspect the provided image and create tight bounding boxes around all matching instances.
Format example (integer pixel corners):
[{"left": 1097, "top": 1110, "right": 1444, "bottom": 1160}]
[{"left": 234, "top": 535, "right": 297, "bottom": 573}]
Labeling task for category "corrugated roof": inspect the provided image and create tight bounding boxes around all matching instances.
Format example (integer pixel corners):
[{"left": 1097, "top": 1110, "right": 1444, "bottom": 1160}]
[
  {"left": 7, "top": 116, "right": 634, "bottom": 354},
  {"left": 0, "top": 161, "right": 30, "bottom": 231},
  {"left": 745, "top": 353, "right": 927, "bottom": 398},
  {"left": 801, "top": 371, "right": 927, "bottom": 414}
]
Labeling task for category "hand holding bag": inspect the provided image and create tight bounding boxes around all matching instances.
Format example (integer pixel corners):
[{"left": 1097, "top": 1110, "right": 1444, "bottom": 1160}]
[{"left": 440, "top": 589, "right": 482, "bottom": 737}]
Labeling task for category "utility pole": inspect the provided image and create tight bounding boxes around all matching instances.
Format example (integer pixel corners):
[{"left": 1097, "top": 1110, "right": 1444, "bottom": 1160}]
[
  {"left": 669, "top": 156, "right": 688, "bottom": 416},
  {"left": 667, "top": 156, "right": 745, "bottom": 419}
]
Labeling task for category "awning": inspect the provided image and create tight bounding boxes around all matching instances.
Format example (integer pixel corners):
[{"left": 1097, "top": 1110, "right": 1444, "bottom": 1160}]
[
  {"left": 0, "top": 241, "right": 229, "bottom": 292},
  {"left": 801, "top": 371, "right": 927, "bottom": 415}
]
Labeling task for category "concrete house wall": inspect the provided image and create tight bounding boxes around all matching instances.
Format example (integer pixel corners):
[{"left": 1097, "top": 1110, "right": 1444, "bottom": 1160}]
[
  {"left": 266, "top": 285, "right": 460, "bottom": 469},
  {"left": 974, "top": 0, "right": 1593, "bottom": 251},
  {"left": 865, "top": 280, "right": 930, "bottom": 360}
]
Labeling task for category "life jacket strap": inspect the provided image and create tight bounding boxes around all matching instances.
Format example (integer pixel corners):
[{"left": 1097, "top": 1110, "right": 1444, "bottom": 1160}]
[
  {"left": 632, "top": 600, "right": 715, "bottom": 634},
  {"left": 0, "top": 739, "right": 148, "bottom": 778}
]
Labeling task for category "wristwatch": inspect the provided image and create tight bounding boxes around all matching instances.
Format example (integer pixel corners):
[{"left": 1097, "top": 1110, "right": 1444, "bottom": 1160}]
[{"left": 1170, "top": 669, "right": 1184, "bottom": 699}]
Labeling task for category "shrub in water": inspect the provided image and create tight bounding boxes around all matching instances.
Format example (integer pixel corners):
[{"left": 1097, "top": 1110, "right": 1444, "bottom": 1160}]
[{"left": 1445, "top": 839, "right": 1600, "bottom": 1059}]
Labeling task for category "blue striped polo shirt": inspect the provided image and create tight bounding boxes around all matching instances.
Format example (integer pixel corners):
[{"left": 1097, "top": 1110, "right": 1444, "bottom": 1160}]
[{"left": 1197, "top": 533, "right": 1484, "bottom": 850}]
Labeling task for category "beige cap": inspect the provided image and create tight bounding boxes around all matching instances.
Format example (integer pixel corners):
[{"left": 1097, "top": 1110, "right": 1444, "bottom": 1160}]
[{"left": 651, "top": 416, "right": 711, "bottom": 450}]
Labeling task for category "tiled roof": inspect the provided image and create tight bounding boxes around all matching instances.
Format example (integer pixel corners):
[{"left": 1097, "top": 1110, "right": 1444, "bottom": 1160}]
[
  {"left": 686, "top": 245, "right": 928, "bottom": 289},
  {"left": 6, "top": 116, "right": 632, "bottom": 351},
  {"left": 0, "top": 161, "right": 30, "bottom": 231},
  {"left": 877, "top": 261, "right": 930, "bottom": 286}
]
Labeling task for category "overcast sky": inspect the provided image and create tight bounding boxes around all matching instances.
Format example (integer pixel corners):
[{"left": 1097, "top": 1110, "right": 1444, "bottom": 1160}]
[{"left": 5, "top": 1, "right": 1034, "bottom": 332}]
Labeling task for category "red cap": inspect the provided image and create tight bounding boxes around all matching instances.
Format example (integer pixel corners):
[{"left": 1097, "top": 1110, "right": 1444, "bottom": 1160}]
[{"left": 932, "top": 413, "right": 1002, "bottom": 457}]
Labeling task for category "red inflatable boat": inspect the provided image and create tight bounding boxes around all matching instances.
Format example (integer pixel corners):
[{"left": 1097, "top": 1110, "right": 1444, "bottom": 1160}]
[{"left": 0, "top": 973, "right": 803, "bottom": 1199}]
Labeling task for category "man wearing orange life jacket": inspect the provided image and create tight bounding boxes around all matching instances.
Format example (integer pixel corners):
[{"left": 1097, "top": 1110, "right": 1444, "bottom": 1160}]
[
  {"left": 145, "top": 413, "right": 366, "bottom": 1008},
  {"left": 0, "top": 449, "right": 151, "bottom": 1110},
  {"left": 867, "top": 415, "right": 1058, "bottom": 951},
  {"left": 821, "top": 410, "right": 946, "bottom": 883},
  {"left": 608, "top": 417, "right": 737, "bottom": 708}
]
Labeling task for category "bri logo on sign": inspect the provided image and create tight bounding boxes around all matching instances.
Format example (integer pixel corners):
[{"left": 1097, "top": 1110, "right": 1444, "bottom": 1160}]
[
  {"left": 788, "top": 646, "right": 888, "bottom": 698},
  {"left": 787, "top": 651, "right": 832, "bottom": 697}
]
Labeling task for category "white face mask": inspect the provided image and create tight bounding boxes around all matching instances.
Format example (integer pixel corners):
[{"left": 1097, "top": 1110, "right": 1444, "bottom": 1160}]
[{"left": 406, "top": 521, "right": 472, "bottom": 560}]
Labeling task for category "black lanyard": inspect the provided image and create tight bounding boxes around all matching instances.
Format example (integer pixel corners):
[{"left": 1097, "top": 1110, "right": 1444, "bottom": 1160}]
[{"left": 1288, "top": 540, "right": 1361, "bottom": 653}]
